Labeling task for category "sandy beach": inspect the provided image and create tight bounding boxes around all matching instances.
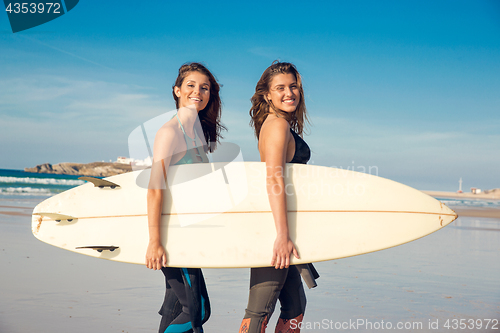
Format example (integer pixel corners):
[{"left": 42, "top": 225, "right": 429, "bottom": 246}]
[
  {"left": 453, "top": 207, "right": 500, "bottom": 219},
  {"left": 423, "top": 190, "right": 500, "bottom": 201},
  {"left": 423, "top": 191, "right": 500, "bottom": 219},
  {"left": 1, "top": 197, "right": 499, "bottom": 333}
]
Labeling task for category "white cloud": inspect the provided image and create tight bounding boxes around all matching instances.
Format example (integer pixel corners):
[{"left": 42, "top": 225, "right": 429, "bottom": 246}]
[
  {"left": 0, "top": 75, "right": 176, "bottom": 168},
  {"left": 0, "top": 75, "right": 170, "bottom": 123}
]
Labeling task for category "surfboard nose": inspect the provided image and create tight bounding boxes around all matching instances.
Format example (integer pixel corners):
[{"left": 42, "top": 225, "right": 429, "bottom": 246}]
[{"left": 440, "top": 203, "right": 458, "bottom": 227}]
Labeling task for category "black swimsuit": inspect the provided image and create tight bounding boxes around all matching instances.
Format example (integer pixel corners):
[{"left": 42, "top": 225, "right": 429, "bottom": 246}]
[{"left": 289, "top": 129, "right": 311, "bottom": 164}]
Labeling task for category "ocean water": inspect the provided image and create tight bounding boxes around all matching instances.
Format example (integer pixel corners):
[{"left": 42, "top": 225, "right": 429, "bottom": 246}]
[
  {"left": 0, "top": 169, "right": 86, "bottom": 198},
  {"left": 437, "top": 197, "right": 500, "bottom": 208},
  {"left": 2, "top": 168, "right": 499, "bottom": 209}
]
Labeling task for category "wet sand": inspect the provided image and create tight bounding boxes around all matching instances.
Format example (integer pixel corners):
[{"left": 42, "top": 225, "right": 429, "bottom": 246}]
[
  {"left": 424, "top": 191, "right": 500, "bottom": 218},
  {"left": 0, "top": 211, "right": 31, "bottom": 216},
  {"left": 0, "top": 198, "right": 499, "bottom": 332},
  {"left": 454, "top": 207, "right": 500, "bottom": 219}
]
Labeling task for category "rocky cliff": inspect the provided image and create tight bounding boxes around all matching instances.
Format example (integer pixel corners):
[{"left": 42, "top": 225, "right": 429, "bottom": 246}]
[{"left": 25, "top": 162, "right": 132, "bottom": 177}]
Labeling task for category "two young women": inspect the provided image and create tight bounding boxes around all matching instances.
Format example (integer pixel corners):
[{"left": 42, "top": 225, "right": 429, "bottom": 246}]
[{"left": 146, "top": 61, "right": 314, "bottom": 333}]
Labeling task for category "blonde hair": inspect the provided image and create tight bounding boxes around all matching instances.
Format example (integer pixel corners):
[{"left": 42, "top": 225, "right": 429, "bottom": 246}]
[{"left": 249, "top": 61, "right": 309, "bottom": 139}]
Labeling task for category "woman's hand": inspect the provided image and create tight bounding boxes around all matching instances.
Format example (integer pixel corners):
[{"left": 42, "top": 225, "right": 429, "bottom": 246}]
[
  {"left": 259, "top": 117, "right": 300, "bottom": 269},
  {"left": 145, "top": 240, "right": 167, "bottom": 270},
  {"left": 271, "top": 234, "right": 300, "bottom": 269}
]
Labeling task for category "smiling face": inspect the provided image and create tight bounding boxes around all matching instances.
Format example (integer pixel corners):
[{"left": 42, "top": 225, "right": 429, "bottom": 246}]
[
  {"left": 174, "top": 71, "right": 211, "bottom": 111},
  {"left": 266, "top": 73, "right": 300, "bottom": 113}
]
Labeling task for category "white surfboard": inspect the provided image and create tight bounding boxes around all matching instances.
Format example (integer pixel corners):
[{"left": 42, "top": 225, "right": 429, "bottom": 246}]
[{"left": 31, "top": 162, "right": 457, "bottom": 268}]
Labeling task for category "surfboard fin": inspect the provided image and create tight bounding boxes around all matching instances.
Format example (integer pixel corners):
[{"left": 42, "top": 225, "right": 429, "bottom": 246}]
[
  {"left": 78, "top": 177, "right": 121, "bottom": 189},
  {"left": 76, "top": 246, "right": 119, "bottom": 253},
  {"left": 34, "top": 212, "right": 76, "bottom": 222}
]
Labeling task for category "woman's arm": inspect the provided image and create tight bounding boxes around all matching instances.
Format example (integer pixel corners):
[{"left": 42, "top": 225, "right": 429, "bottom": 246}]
[
  {"left": 260, "top": 117, "right": 300, "bottom": 269},
  {"left": 145, "top": 126, "right": 177, "bottom": 270}
]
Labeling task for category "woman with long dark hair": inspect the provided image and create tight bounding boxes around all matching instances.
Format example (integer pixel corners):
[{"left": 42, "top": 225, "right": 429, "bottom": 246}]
[{"left": 146, "top": 62, "right": 225, "bottom": 333}]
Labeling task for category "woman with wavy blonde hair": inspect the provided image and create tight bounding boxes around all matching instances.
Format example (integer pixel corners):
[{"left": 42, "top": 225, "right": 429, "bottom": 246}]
[
  {"left": 249, "top": 62, "right": 309, "bottom": 139},
  {"left": 239, "top": 61, "right": 317, "bottom": 333}
]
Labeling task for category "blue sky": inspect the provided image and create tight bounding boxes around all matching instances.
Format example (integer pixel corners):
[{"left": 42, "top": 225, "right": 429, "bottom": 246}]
[{"left": 1, "top": 0, "right": 499, "bottom": 191}]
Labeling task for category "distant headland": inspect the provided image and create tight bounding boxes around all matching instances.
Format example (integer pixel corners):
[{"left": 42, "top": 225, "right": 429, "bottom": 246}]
[
  {"left": 24, "top": 162, "right": 133, "bottom": 177},
  {"left": 25, "top": 156, "right": 152, "bottom": 177}
]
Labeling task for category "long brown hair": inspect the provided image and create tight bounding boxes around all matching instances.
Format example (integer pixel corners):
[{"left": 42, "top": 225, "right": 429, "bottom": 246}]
[
  {"left": 173, "top": 62, "right": 226, "bottom": 152},
  {"left": 249, "top": 61, "right": 309, "bottom": 139}
]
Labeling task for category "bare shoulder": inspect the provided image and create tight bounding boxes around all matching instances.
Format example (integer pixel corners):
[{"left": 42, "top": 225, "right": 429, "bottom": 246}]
[
  {"left": 259, "top": 116, "right": 292, "bottom": 162},
  {"left": 152, "top": 118, "right": 183, "bottom": 162},
  {"left": 155, "top": 118, "right": 181, "bottom": 144},
  {"left": 260, "top": 116, "right": 290, "bottom": 139}
]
